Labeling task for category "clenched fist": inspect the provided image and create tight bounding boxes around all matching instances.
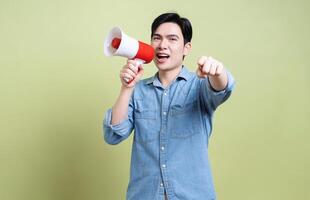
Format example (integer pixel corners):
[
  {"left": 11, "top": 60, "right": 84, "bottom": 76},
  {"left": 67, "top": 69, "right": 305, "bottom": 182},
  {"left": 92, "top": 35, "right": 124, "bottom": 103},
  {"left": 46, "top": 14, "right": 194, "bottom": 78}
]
[
  {"left": 120, "top": 60, "right": 144, "bottom": 88},
  {"left": 196, "top": 56, "right": 224, "bottom": 78},
  {"left": 196, "top": 56, "right": 228, "bottom": 91}
]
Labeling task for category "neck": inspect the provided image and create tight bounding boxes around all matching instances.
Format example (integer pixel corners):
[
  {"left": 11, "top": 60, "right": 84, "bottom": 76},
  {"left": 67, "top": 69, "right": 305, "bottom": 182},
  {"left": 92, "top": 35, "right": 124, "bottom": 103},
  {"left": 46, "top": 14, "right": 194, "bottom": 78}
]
[{"left": 158, "top": 66, "right": 183, "bottom": 88}]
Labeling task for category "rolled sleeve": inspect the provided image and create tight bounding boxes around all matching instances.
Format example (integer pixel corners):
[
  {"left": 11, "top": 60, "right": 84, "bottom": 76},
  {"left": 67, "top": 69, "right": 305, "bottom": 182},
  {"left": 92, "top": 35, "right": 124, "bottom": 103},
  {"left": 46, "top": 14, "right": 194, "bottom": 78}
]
[
  {"left": 200, "top": 69, "right": 235, "bottom": 111},
  {"left": 206, "top": 69, "right": 234, "bottom": 93},
  {"left": 103, "top": 108, "right": 134, "bottom": 145}
]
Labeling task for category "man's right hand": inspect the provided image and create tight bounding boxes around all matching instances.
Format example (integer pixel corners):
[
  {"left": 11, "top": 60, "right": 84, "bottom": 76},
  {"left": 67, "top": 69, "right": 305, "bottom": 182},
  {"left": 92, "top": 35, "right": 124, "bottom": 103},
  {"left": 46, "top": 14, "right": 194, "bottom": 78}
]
[{"left": 120, "top": 59, "right": 144, "bottom": 88}]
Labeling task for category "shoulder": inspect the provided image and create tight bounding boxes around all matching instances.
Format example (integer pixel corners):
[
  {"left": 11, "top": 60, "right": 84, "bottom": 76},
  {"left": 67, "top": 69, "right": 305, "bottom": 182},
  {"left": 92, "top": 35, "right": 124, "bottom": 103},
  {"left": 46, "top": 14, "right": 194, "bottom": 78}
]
[
  {"left": 180, "top": 66, "right": 201, "bottom": 86},
  {"left": 135, "top": 76, "right": 154, "bottom": 88},
  {"left": 132, "top": 76, "right": 154, "bottom": 99}
]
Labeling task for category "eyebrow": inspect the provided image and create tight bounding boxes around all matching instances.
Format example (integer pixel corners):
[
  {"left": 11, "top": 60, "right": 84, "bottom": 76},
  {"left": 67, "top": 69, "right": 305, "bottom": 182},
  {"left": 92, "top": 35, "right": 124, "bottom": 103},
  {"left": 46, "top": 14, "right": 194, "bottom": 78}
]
[{"left": 152, "top": 33, "right": 180, "bottom": 39}]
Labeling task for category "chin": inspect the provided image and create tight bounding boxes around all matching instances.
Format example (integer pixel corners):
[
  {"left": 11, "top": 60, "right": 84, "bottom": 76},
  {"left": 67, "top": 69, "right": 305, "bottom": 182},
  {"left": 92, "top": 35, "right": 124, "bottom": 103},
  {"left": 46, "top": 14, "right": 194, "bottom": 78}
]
[
  {"left": 154, "top": 61, "right": 166, "bottom": 68},
  {"left": 154, "top": 59, "right": 181, "bottom": 71},
  {"left": 156, "top": 63, "right": 170, "bottom": 71}
]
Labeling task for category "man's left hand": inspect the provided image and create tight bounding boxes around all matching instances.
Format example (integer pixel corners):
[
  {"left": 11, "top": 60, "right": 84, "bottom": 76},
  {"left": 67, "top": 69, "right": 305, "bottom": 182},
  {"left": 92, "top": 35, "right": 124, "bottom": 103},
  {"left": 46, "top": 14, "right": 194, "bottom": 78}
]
[{"left": 196, "top": 56, "right": 224, "bottom": 78}]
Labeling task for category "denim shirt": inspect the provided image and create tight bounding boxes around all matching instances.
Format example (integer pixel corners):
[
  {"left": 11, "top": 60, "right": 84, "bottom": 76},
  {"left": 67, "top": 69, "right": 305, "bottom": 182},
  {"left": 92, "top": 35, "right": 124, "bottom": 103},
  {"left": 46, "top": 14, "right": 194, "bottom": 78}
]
[{"left": 103, "top": 66, "right": 235, "bottom": 200}]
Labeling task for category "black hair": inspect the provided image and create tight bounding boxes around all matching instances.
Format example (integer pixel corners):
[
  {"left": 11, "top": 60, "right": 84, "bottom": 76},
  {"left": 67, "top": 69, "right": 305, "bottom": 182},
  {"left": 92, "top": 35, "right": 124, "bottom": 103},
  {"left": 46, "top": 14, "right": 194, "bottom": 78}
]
[{"left": 151, "top": 13, "right": 193, "bottom": 45}]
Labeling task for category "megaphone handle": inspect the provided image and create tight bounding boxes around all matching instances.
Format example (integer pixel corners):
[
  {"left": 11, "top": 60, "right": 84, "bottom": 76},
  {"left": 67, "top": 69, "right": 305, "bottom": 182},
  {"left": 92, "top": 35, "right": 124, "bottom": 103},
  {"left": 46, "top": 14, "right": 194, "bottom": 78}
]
[
  {"left": 133, "top": 59, "right": 145, "bottom": 66},
  {"left": 126, "top": 59, "right": 145, "bottom": 84}
]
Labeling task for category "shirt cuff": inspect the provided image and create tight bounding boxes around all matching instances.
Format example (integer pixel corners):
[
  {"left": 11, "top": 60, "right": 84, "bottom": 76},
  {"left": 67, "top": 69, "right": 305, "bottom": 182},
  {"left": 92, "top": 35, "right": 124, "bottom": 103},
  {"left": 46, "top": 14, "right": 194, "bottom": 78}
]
[
  {"left": 104, "top": 108, "right": 132, "bottom": 137},
  {"left": 206, "top": 69, "right": 235, "bottom": 95}
]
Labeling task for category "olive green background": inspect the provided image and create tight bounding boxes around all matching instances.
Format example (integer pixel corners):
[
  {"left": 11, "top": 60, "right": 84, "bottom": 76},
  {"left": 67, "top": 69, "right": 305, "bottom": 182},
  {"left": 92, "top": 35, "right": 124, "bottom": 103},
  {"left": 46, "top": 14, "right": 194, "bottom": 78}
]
[{"left": 1, "top": 0, "right": 309, "bottom": 199}]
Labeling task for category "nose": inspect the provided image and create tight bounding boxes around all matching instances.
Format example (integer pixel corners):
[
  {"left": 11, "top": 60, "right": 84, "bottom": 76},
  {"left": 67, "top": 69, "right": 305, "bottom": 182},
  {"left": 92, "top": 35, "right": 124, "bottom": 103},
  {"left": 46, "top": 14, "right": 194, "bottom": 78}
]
[{"left": 158, "top": 38, "right": 168, "bottom": 50}]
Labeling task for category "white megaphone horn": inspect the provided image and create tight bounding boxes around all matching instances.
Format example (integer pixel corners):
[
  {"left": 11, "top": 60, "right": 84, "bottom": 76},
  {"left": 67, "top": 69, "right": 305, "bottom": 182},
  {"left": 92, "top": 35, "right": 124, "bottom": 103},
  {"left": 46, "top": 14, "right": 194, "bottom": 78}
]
[{"left": 104, "top": 27, "right": 155, "bottom": 66}]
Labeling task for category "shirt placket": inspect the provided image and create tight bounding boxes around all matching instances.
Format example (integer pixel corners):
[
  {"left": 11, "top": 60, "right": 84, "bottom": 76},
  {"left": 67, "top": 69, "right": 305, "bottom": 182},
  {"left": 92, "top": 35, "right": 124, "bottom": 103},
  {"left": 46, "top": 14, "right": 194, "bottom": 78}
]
[{"left": 159, "top": 87, "right": 172, "bottom": 197}]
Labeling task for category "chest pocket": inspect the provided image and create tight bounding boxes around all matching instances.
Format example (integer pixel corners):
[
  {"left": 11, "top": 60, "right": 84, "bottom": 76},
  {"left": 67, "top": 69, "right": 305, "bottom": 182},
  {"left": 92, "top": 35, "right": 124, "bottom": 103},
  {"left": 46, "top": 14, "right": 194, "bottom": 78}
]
[
  {"left": 135, "top": 108, "right": 156, "bottom": 119},
  {"left": 133, "top": 99, "right": 159, "bottom": 143},
  {"left": 170, "top": 99, "right": 202, "bottom": 139}
]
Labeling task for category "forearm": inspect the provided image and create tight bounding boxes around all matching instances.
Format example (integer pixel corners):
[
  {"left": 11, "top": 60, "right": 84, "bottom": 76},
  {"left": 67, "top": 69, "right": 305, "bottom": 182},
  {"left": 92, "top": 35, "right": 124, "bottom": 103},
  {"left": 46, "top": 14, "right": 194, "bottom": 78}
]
[
  {"left": 208, "top": 69, "right": 228, "bottom": 91},
  {"left": 111, "top": 86, "right": 134, "bottom": 125}
]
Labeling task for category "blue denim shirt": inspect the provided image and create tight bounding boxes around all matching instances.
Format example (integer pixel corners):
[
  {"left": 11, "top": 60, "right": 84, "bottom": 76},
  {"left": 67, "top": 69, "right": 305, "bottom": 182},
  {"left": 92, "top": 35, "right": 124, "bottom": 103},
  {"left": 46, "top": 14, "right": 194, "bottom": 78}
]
[{"left": 103, "top": 66, "right": 235, "bottom": 200}]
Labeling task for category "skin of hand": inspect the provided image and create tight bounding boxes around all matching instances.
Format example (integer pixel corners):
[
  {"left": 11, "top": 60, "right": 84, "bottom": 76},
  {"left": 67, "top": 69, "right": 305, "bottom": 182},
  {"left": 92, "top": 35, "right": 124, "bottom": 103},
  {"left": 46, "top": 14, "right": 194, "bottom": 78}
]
[
  {"left": 120, "top": 59, "right": 144, "bottom": 88},
  {"left": 196, "top": 56, "right": 228, "bottom": 91}
]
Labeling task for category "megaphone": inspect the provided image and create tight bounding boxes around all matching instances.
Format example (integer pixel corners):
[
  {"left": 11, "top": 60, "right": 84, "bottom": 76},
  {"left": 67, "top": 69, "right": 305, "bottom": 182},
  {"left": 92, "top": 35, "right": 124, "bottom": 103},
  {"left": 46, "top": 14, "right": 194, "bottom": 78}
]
[{"left": 104, "top": 27, "right": 155, "bottom": 66}]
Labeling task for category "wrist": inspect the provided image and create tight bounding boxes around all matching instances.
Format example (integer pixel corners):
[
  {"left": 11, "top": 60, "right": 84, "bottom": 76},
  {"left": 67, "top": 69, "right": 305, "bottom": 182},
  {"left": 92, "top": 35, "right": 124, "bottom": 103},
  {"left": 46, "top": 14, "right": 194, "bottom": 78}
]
[{"left": 120, "top": 85, "right": 134, "bottom": 94}]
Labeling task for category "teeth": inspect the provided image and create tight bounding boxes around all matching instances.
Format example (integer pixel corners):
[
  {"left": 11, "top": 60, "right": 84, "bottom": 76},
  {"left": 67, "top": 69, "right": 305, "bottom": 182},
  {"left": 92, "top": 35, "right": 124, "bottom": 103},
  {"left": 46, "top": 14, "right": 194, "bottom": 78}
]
[
  {"left": 157, "top": 53, "right": 169, "bottom": 57},
  {"left": 156, "top": 53, "right": 169, "bottom": 60}
]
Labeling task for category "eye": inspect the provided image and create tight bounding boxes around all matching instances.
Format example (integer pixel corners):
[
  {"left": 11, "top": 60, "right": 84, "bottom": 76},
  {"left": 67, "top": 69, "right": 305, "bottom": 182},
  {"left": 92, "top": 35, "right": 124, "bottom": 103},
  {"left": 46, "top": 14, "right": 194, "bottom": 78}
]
[
  {"left": 169, "top": 37, "right": 178, "bottom": 41},
  {"left": 152, "top": 36, "right": 160, "bottom": 41}
]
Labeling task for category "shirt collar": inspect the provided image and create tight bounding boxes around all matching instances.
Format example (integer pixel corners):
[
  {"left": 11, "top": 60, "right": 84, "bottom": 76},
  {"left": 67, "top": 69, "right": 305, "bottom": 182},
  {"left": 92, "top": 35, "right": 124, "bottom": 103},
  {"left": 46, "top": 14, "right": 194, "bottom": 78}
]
[{"left": 145, "top": 66, "right": 191, "bottom": 85}]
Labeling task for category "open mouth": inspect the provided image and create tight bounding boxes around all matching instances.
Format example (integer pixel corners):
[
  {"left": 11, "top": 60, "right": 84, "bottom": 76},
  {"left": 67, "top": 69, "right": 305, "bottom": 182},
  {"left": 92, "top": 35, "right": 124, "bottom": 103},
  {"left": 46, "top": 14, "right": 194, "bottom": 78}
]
[{"left": 156, "top": 53, "right": 170, "bottom": 63}]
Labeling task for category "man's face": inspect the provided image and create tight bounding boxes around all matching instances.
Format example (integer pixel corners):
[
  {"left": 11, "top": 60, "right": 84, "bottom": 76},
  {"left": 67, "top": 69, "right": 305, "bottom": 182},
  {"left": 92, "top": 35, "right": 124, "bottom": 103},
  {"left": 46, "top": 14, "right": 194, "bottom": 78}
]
[{"left": 151, "top": 22, "right": 191, "bottom": 71}]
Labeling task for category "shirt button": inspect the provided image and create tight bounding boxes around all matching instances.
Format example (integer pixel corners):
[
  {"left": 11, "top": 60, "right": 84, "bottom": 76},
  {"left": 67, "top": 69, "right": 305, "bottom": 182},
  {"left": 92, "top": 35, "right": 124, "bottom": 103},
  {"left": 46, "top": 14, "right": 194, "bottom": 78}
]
[
  {"left": 161, "top": 146, "right": 165, "bottom": 151},
  {"left": 160, "top": 183, "right": 164, "bottom": 187},
  {"left": 162, "top": 164, "right": 166, "bottom": 168},
  {"left": 163, "top": 112, "right": 167, "bottom": 115},
  {"left": 164, "top": 92, "right": 167, "bottom": 96}
]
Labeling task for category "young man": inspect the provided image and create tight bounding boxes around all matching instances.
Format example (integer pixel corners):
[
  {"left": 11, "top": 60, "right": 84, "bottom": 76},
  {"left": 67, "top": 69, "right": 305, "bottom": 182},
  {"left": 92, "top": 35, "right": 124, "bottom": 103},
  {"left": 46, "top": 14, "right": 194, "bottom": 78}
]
[{"left": 103, "top": 13, "right": 235, "bottom": 200}]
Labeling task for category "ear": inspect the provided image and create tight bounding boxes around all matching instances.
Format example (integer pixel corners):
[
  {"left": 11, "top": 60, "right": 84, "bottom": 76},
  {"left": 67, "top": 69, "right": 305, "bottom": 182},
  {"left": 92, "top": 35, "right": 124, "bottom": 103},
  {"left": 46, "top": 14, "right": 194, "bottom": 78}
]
[{"left": 183, "top": 42, "right": 192, "bottom": 56}]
